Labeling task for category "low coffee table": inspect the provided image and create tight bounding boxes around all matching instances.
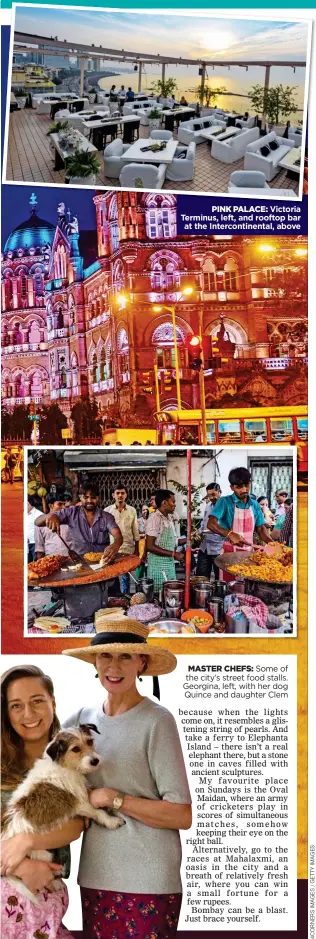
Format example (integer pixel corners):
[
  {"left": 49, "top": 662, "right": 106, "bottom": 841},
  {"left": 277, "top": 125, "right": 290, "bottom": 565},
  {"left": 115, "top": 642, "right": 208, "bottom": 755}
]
[
  {"left": 121, "top": 137, "right": 178, "bottom": 164},
  {"left": 278, "top": 147, "right": 301, "bottom": 179}
]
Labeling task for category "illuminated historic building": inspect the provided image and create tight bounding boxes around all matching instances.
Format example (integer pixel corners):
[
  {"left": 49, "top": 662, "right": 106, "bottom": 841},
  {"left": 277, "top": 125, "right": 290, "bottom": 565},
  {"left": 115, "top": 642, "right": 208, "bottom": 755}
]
[{"left": 1, "top": 191, "right": 308, "bottom": 425}]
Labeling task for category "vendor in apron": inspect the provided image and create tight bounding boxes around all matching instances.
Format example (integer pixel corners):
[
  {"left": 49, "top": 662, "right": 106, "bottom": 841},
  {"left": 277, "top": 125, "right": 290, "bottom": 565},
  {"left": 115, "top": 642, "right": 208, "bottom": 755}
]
[
  {"left": 145, "top": 490, "right": 185, "bottom": 594},
  {"left": 207, "top": 467, "right": 273, "bottom": 579}
]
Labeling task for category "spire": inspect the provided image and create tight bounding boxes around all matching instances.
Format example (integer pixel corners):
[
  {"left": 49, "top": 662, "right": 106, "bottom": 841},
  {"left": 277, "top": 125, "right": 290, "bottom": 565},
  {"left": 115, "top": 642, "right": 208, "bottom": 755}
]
[{"left": 29, "top": 192, "right": 38, "bottom": 216}]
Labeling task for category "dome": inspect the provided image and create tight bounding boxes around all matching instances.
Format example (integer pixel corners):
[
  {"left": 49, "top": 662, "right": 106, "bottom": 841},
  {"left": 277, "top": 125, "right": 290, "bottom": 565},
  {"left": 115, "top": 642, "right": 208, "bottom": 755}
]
[{"left": 4, "top": 194, "right": 56, "bottom": 256}]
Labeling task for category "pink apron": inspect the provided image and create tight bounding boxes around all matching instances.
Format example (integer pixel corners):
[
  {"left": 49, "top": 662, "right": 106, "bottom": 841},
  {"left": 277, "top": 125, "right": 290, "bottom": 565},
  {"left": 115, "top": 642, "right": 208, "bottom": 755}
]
[{"left": 221, "top": 503, "right": 255, "bottom": 582}]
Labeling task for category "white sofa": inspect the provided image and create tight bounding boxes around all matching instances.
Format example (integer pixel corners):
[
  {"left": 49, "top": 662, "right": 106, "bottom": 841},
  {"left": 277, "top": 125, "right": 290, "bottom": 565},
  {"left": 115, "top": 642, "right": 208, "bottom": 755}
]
[
  {"left": 165, "top": 141, "right": 196, "bottom": 181},
  {"left": 123, "top": 99, "right": 158, "bottom": 115},
  {"left": 211, "top": 127, "right": 260, "bottom": 164},
  {"left": 228, "top": 170, "right": 297, "bottom": 196},
  {"left": 104, "top": 139, "right": 131, "bottom": 178},
  {"left": 123, "top": 100, "right": 161, "bottom": 127},
  {"left": 178, "top": 116, "right": 226, "bottom": 145},
  {"left": 119, "top": 162, "right": 166, "bottom": 189},
  {"left": 244, "top": 132, "right": 292, "bottom": 181}
]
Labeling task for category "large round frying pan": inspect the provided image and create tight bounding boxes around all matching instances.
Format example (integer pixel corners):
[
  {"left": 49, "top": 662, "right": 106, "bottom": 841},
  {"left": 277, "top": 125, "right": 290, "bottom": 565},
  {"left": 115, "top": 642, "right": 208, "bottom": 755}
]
[
  {"left": 27, "top": 554, "right": 140, "bottom": 589},
  {"left": 215, "top": 551, "right": 292, "bottom": 587}
]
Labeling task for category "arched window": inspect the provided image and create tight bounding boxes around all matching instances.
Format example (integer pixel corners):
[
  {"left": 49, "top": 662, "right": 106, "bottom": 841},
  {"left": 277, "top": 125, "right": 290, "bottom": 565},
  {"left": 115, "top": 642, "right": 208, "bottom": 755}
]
[
  {"left": 15, "top": 373, "right": 25, "bottom": 397},
  {"left": 109, "top": 197, "right": 119, "bottom": 251},
  {"left": 100, "top": 347, "right": 106, "bottom": 381},
  {"left": 224, "top": 258, "right": 239, "bottom": 292},
  {"left": 13, "top": 322, "right": 23, "bottom": 345},
  {"left": 55, "top": 306, "right": 64, "bottom": 329},
  {"left": 202, "top": 259, "right": 216, "bottom": 293},
  {"left": 118, "top": 328, "right": 129, "bottom": 375},
  {"left": 149, "top": 255, "right": 180, "bottom": 290},
  {"left": 146, "top": 205, "right": 176, "bottom": 240},
  {"left": 55, "top": 245, "right": 67, "bottom": 280},
  {"left": 152, "top": 322, "right": 186, "bottom": 368},
  {"left": 20, "top": 273, "right": 27, "bottom": 299},
  {"left": 152, "top": 263, "right": 162, "bottom": 289},
  {"left": 60, "top": 245, "right": 67, "bottom": 279},
  {"left": 4, "top": 275, "right": 12, "bottom": 308},
  {"left": 71, "top": 352, "right": 79, "bottom": 393},
  {"left": 30, "top": 371, "right": 43, "bottom": 395},
  {"left": 28, "top": 321, "right": 41, "bottom": 345},
  {"left": 60, "top": 365, "right": 67, "bottom": 389},
  {"left": 91, "top": 354, "right": 98, "bottom": 384},
  {"left": 34, "top": 272, "right": 44, "bottom": 296}
]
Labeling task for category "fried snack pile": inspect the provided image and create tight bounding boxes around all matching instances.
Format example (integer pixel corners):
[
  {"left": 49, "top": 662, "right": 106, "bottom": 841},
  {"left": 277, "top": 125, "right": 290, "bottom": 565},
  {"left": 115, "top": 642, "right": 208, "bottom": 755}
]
[
  {"left": 84, "top": 552, "right": 104, "bottom": 563},
  {"left": 28, "top": 555, "right": 63, "bottom": 580},
  {"left": 228, "top": 546, "right": 293, "bottom": 583}
]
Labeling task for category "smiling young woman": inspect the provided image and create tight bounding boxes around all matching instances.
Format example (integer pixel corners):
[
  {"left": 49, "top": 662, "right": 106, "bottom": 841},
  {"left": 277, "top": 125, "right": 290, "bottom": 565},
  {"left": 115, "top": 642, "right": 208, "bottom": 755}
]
[{"left": 1, "top": 665, "right": 83, "bottom": 939}]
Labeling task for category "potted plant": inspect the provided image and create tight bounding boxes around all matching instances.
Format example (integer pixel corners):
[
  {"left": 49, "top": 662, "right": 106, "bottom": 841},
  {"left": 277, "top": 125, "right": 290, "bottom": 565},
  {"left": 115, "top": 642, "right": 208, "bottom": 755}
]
[
  {"left": 190, "top": 83, "right": 226, "bottom": 112},
  {"left": 148, "top": 107, "right": 162, "bottom": 131},
  {"left": 150, "top": 77, "right": 177, "bottom": 102},
  {"left": 64, "top": 149, "right": 100, "bottom": 185},
  {"left": 248, "top": 83, "right": 298, "bottom": 134},
  {"left": 46, "top": 119, "right": 70, "bottom": 152},
  {"left": 15, "top": 88, "right": 27, "bottom": 109},
  {"left": 46, "top": 120, "right": 70, "bottom": 135}
]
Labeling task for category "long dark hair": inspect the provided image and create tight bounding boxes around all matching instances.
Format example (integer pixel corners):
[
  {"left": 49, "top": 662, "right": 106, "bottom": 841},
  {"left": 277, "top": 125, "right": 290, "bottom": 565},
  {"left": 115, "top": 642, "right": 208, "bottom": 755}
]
[{"left": 1, "top": 665, "right": 60, "bottom": 790}]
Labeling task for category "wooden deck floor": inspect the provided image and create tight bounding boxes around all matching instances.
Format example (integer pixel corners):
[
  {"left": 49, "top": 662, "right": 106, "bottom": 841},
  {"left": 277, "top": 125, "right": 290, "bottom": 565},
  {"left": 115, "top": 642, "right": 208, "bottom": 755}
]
[{"left": 6, "top": 107, "right": 299, "bottom": 195}]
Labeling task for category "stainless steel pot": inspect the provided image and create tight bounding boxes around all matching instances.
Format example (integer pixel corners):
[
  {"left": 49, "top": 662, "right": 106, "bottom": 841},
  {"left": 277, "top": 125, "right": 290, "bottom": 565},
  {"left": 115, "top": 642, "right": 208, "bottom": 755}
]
[
  {"left": 212, "top": 581, "right": 228, "bottom": 599},
  {"left": 165, "top": 601, "right": 182, "bottom": 619},
  {"left": 163, "top": 581, "right": 185, "bottom": 606},
  {"left": 193, "top": 582, "right": 213, "bottom": 609},
  {"left": 137, "top": 578, "right": 154, "bottom": 602}
]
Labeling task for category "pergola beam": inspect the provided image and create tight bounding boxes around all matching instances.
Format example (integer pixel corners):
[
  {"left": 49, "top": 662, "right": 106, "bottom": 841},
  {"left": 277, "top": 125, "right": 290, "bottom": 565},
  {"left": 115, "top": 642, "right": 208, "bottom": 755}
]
[{"left": 14, "top": 33, "right": 306, "bottom": 70}]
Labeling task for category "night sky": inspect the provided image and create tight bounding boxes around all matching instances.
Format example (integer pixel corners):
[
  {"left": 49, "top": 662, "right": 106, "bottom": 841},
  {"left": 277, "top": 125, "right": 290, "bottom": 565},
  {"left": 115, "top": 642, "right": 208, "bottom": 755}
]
[{"left": 1, "top": 184, "right": 97, "bottom": 249}]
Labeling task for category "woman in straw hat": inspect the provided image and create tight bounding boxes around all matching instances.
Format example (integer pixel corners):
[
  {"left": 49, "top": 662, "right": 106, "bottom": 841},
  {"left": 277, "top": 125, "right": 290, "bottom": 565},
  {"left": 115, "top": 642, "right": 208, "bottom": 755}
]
[{"left": 62, "top": 617, "right": 192, "bottom": 939}]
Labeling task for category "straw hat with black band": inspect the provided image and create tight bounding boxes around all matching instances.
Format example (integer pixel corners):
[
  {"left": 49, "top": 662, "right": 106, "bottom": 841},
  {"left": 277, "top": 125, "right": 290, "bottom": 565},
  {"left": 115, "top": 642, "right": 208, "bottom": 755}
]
[{"left": 62, "top": 618, "right": 177, "bottom": 699}]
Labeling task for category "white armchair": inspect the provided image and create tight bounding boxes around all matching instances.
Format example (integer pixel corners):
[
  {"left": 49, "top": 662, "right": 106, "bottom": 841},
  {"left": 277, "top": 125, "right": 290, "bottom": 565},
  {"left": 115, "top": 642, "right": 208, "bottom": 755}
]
[
  {"left": 151, "top": 130, "right": 173, "bottom": 140},
  {"left": 236, "top": 116, "right": 256, "bottom": 129},
  {"left": 288, "top": 126, "right": 303, "bottom": 148},
  {"left": 211, "top": 127, "right": 259, "bottom": 164},
  {"left": 119, "top": 162, "right": 166, "bottom": 189},
  {"left": 228, "top": 170, "right": 270, "bottom": 192},
  {"left": 104, "top": 139, "right": 131, "bottom": 178},
  {"left": 37, "top": 99, "right": 53, "bottom": 114},
  {"left": 53, "top": 108, "right": 72, "bottom": 120},
  {"left": 166, "top": 142, "right": 196, "bottom": 181},
  {"left": 244, "top": 132, "right": 292, "bottom": 181}
]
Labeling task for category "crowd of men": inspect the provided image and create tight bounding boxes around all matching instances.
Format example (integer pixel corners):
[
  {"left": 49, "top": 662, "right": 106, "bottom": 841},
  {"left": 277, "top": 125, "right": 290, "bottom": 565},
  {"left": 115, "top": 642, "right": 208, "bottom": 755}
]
[{"left": 27, "top": 470, "right": 293, "bottom": 595}]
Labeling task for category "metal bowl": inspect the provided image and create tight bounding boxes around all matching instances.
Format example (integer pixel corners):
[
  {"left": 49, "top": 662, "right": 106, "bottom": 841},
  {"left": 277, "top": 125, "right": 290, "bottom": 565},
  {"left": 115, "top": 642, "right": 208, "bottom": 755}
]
[{"left": 149, "top": 619, "right": 183, "bottom": 634}]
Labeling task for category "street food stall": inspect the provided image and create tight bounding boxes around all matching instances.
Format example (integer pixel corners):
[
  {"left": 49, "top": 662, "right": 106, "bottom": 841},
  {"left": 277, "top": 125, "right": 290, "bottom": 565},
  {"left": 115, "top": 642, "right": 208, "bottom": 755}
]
[{"left": 27, "top": 448, "right": 293, "bottom": 637}]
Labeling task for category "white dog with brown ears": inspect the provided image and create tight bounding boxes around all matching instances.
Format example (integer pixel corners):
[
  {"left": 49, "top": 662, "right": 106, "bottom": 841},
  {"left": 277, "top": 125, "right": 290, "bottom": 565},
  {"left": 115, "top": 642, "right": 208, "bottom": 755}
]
[{"left": 2, "top": 723, "right": 124, "bottom": 904}]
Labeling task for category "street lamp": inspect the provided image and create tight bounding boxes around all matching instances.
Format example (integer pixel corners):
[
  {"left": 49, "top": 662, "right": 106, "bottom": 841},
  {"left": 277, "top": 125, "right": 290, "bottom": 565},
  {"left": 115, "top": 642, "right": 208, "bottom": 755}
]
[
  {"left": 153, "top": 285, "right": 194, "bottom": 412},
  {"left": 116, "top": 286, "right": 198, "bottom": 428}
]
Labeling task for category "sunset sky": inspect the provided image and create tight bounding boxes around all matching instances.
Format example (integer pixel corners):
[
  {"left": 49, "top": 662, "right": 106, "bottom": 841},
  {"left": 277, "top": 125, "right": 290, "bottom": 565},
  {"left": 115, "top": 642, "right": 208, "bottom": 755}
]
[{"left": 15, "top": 8, "right": 309, "bottom": 63}]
